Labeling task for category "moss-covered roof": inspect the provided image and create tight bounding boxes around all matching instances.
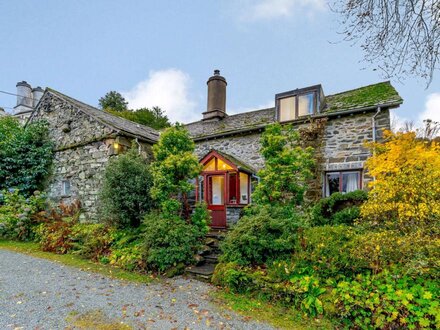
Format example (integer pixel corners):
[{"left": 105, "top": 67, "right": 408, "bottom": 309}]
[
  {"left": 324, "top": 81, "right": 403, "bottom": 113},
  {"left": 186, "top": 107, "right": 276, "bottom": 140}
]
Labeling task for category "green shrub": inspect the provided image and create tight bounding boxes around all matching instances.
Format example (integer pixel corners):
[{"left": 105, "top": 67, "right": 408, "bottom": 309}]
[
  {"left": 0, "top": 189, "right": 46, "bottom": 240},
  {"left": 106, "top": 229, "right": 146, "bottom": 272},
  {"left": 295, "top": 225, "right": 440, "bottom": 279},
  {"left": 310, "top": 190, "right": 367, "bottom": 226},
  {"left": 99, "top": 148, "right": 154, "bottom": 228},
  {"left": 70, "top": 223, "right": 115, "bottom": 260},
  {"left": 190, "top": 202, "right": 210, "bottom": 238},
  {"left": 350, "top": 228, "right": 440, "bottom": 278},
  {"left": 294, "top": 225, "right": 365, "bottom": 278},
  {"left": 151, "top": 124, "right": 201, "bottom": 220},
  {"left": 331, "top": 272, "right": 440, "bottom": 329},
  {"left": 0, "top": 118, "right": 53, "bottom": 196},
  {"left": 252, "top": 123, "right": 314, "bottom": 208},
  {"left": 212, "top": 262, "right": 255, "bottom": 293},
  {"left": 142, "top": 212, "right": 203, "bottom": 272},
  {"left": 220, "top": 206, "right": 302, "bottom": 266},
  {"left": 213, "top": 262, "right": 328, "bottom": 317}
]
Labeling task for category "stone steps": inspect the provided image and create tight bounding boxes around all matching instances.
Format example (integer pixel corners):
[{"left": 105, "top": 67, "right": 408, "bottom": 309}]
[
  {"left": 185, "top": 230, "right": 227, "bottom": 282},
  {"left": 185, "top": 263, "right": 216, "bottom": 282}
]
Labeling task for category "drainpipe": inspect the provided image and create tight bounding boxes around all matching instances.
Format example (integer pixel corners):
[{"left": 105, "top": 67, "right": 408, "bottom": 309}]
[
  {"left": 371, "top": 106, "right": 382, "bottom": 183},
  {"left": 251, "top": 174, "right": 261, "bottom": 183},
  {"left": 372, "top": 106, "right": 382, "bottom": 143},
  {"left": 135, "top": 138, "right": 142, "bottom": 155}
]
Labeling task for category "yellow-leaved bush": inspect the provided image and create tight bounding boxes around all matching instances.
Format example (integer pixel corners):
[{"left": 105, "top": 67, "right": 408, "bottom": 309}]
[{"left": 361, "top": 130, "right": 440, "bottom": 231}]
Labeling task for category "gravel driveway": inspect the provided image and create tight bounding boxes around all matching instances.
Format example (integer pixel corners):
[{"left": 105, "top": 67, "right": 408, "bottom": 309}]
[{"left": 0, "top": 250, "right": 274, "bottom": 330}]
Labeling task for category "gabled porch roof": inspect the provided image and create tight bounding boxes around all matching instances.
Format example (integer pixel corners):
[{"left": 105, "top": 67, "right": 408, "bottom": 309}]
[{"left": 199, "top": 149, "right": 256, "bottom": 174}]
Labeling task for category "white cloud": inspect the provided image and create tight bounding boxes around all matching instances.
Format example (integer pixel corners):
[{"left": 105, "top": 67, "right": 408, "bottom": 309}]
[
  {"left": 241, "top": 0, "right": 326, "bottom": 21},
  {"left": 123, "top": 69, "right": 198, "bottom": 123},
  {"left": 419, "top": 92, "right": 440, "bottom": 122},
  {"left": 390, "top": 92, "right": 440, "bottom": 133}
]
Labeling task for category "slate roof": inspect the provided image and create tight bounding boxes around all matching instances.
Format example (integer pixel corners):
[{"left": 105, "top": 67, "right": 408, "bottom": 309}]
[
  {"left": 45, "top": 88, "right": 160, "bottom": 143},
  {"left": 323, "top": 81, "right": 403, "bottom": 113},
  {"left": 186, "top": 81, "right": 402, "bottom": 140},
  {"left": 186, "top": 107, "right": 276, "bottom": 140}
]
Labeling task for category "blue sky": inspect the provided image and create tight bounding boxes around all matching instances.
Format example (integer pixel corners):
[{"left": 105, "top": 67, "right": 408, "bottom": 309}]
[{"left": 0, "top": 0, "right": 438, "bottom": 125}]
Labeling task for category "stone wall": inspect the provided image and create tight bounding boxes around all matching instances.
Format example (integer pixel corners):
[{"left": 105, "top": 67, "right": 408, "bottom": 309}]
[
  {"left": 323, "top": 109, "right": 390, "bottom": 188},
  {"left": 32, "top": 93, "right": 116, "bottom": 150},
  {"left": 48, "top": 141, "right": 111, "bottom": 221},
  {"left": 226, "top": 206, "right": 243, "bottom": 227},
  {"left": 194, "top": 132, "right": 265, "bottom": 171}
]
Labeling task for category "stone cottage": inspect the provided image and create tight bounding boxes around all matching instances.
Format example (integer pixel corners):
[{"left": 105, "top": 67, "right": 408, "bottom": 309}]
[
  {"left": 27, "top": 89, "right": 158, "bottom": 220},
  {"left": 27, "top": 70, "right": 402, "bottom": 226}
]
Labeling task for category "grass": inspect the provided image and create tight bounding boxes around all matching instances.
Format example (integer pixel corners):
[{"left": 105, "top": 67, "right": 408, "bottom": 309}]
[
  {"left": 66, "top": 310, "right": 133, "bottom": 330},
  {"left": 0, "top": 240, "right": 154, "bottom": 284},
  {"left": 211, "top": 290, "right": 335, "bottom": 330}
]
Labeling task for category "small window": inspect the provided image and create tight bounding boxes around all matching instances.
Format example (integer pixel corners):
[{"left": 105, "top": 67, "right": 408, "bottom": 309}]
[
  {"left": 240, "top": 172, "right": 249, "bottom": 204},
  {"left": 228, "top": 173, "right": 238, "bottom": 204},
  {"left": 62, "top": 180, "right": 71, "bottom": 196},
  {"left": 217, "top": 158, "right": 233, "bottom": 170},
  {"left": 298, "top": 93, "right": 314, "bottom": 116},
  {"left": 203, "top": 158, "right": 216, "bottom": 171},
  {"left": 276, "top": 86, "right": 323, "bottom": 122},
  {"left": 325, "top": 171, "right": 361, "bottom": 197},
  {"left": 279, "top": 96, "right": 296, "bottom": 121}
]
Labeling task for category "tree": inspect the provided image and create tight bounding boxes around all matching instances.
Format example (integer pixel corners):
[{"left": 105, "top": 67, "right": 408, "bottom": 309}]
[
  {"left": 150, "top": 124, "right": 201, "bottom": 221},
  {"left": 106, "top": 106, "right": 171, "bottom": 130},
  {"left": 98, "top": 91, "right": 128, "bottom": 112},
  {"left": 361, "top": 130, "right": 440, "bottom": 232},
  {"left": 252, "top": 123, "right": 315, "bottom": 208},
  {"left": 0, "top": 117, "right": 53, "bottom": 196},
  {"left": 99, "top": 147, "right": 154, "bottom": 228},
  {"left": 332, "top": 0, "right": 439, "bottom": 86}
]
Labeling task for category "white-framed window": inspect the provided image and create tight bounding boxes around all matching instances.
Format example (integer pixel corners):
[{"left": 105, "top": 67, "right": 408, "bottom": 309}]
[
  {"left": 62, "top": 180, "right": 71, "bottom": 196},
  {"left": 324, "top": 171, "right": 361, "bottom": 197}
]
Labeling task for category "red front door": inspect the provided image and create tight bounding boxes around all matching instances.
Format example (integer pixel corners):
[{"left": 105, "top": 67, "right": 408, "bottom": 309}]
[{"left": 206, "top": 175, "right": 226, "bottom": 228}]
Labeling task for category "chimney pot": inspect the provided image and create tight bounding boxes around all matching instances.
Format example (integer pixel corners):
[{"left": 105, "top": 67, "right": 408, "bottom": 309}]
[
  {"left": 15, "top": 81, "right": 33, "bottom": 108},
  {"left": 203, "top": 70, "right": 227, "bottom": 121}
]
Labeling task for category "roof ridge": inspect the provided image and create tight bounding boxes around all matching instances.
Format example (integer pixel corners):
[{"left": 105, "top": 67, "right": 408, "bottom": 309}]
[
  {"left": 185, "top": 106, "right": 275, "bottom": 126},
  {"left": 46, "top": 88, "right": 160, "bottom": 138}
]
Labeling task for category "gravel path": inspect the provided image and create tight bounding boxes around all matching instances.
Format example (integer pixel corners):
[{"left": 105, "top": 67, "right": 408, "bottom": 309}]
[{"left": 0, "top": 250, "right": 275, "bottom": 330}]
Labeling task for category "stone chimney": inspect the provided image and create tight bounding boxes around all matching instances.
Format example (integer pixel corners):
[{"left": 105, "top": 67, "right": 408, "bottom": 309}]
[
  {"left": 32, "top": 86, "right": 44, "bottom": 107},
  {"left": 16, "top": 81, "right": 33, "bottom": 109},
  {"left": 203, "top": 70, "right": 227, "bottom": 121}
]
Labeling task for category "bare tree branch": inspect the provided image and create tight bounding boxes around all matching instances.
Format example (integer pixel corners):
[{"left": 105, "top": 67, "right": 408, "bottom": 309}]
[{"left": 332, "top": 0, "right": 440, "bottom": 87}]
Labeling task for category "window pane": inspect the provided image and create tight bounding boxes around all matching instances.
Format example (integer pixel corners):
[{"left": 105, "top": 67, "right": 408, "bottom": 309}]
[
  {"left": 211, "top": 176, "right": 224, "bottom": 205},
  {"left": 342, "top": 173, "right": 359, "bottom": 193},
  {"left": 298, "top": 93, "right": 314, "bottom": 116},
  {"left": 228, "top": 173, "right": 238, "bottom": 204},
  {"left": 203, "top": 158, "right": 216, "bottom": 171},
  {"left": 326, "top": 173, "right": 339, "bottom": 197},
  {"left": 279, "top": 96, "right": 296, "bottom": 122},
  {"left": 240, "top": 172, "right": 249, "bottom": 204},
  {"left": 62, "top": 180, "right": 71, "bottom": 195},
  {"left": 218, "top": 158, "right": 233, "bottom": 170},
  {"left": 198, "top": 176, "right": 204, "bottom": 201}
]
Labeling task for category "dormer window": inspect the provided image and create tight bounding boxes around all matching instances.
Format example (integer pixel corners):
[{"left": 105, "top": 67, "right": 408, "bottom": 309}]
[{"left": 276, "top": 85, "right": 323, "bottom": 122}]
